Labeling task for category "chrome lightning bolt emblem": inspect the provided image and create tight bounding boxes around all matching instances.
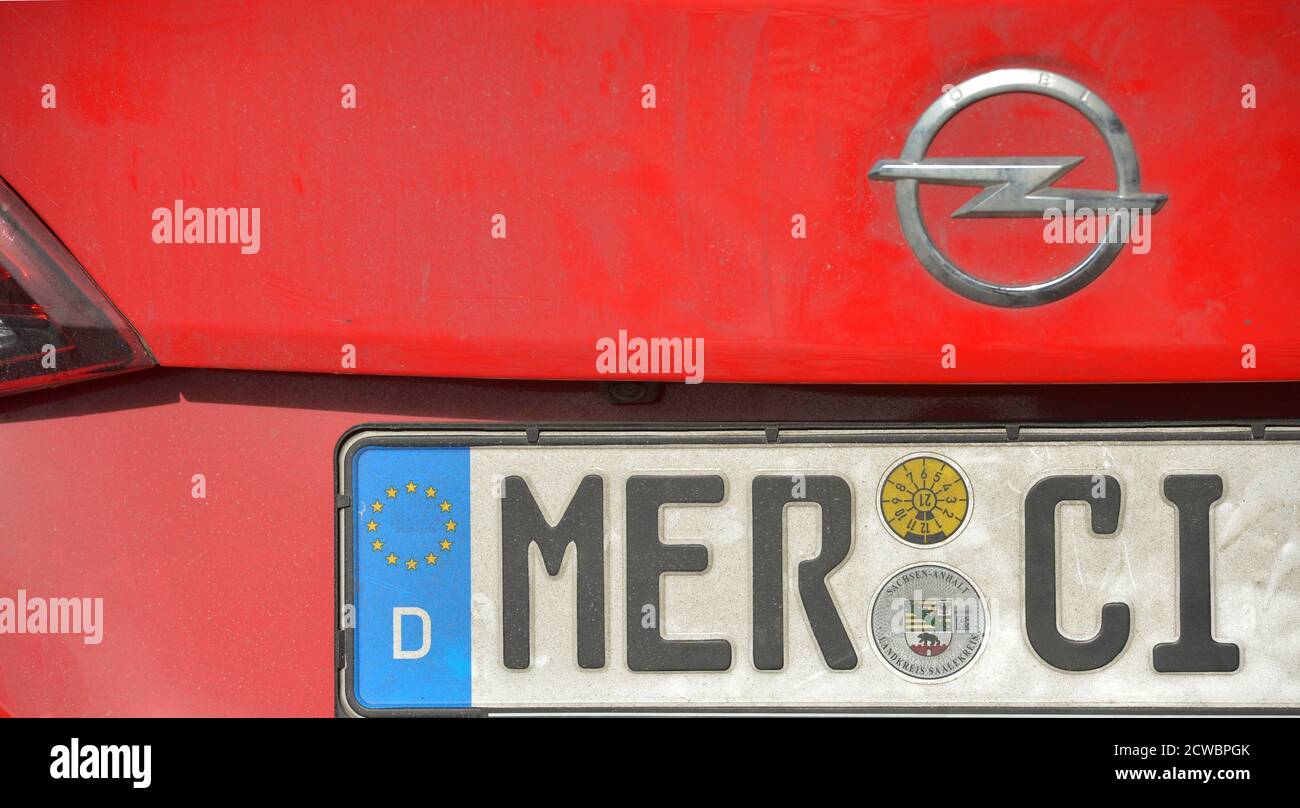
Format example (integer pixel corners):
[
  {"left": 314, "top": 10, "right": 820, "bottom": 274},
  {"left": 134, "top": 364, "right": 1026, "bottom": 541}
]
[{"left": 869, "top": 69, "right": 1167, "bottom": 307}]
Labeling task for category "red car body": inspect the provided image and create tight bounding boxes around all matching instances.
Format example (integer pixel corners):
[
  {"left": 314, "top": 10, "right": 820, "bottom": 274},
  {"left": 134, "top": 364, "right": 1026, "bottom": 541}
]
[{"left": 0, "top": 0, "right": 1296, "bottom": 715}]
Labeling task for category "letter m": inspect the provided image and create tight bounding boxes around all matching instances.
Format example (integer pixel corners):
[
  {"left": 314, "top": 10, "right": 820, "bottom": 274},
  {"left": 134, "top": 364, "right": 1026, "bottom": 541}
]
[{"left": 501, "top": 475, "right": 605, "bottom": 669}]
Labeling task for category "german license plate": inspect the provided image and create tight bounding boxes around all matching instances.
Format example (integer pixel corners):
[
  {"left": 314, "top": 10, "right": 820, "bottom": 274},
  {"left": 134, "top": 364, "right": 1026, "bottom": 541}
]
[{"left": 335, "top": 424, "right": 1300, "bottom": 715}]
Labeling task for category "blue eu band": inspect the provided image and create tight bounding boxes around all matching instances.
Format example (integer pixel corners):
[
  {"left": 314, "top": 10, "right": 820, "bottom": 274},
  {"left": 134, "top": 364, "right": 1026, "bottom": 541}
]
[{"left": 352, "top": 446, "right": 472, "bottom": 708}]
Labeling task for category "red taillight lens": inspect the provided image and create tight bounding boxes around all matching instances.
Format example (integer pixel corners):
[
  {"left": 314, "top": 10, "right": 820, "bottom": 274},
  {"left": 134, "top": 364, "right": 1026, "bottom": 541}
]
[{"left": 0, "top": 178, "right": 152, "bottom": 395}]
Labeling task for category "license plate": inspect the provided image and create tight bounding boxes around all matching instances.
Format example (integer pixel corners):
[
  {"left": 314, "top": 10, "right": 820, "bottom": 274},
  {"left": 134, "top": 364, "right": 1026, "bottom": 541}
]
[{"left": 335, "top": 424, "right": 1300, "bottom": 715}]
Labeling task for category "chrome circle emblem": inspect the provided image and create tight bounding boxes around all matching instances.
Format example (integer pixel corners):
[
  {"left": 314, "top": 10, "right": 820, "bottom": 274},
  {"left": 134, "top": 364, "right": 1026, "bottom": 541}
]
[{"left": 869, "top": 68, "right": 1167, "bottom": 307}]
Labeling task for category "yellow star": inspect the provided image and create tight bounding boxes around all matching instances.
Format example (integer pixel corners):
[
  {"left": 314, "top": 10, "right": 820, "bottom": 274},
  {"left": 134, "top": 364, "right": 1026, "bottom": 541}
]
[
  {"left": 440, "top": 500, "right": 452, "bottom": 512},
  {"left": 405, "top": 558, "right": 418, "bottom": 570},
  {"left": 425, "top": 486, "right": 437, "bottom": 498},
  {"left": 444, "top": 519, "right": 457, "bottom": 532},
  {"left": 371, "top": 539, "right": 383, "bottom": 551},
  {"left": 440, "top": 539, "right": 452, "bottom": 551},
  {"left": 385, "top": 553, "right": 398, "bottom": 565},
  {"left": 405, "top": 481, "right": 418, "bottom": 493},
  {"left": 371, "top": 501, "right": 384, "bottom": 513},
  {"left": 385, "top": 487, "right": 398, "bottom": 499},
  {"left": 425, "top": 553, "right": 438, "bottom": 566},
  {"left": 366, "top": 520, "right": 378, "bottom": 532}
]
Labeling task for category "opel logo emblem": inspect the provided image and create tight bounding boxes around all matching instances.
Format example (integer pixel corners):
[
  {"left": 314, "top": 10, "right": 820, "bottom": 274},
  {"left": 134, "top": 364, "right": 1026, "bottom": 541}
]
[{"left": 869, "top": 68, "right": 1167, "bottom": 307}]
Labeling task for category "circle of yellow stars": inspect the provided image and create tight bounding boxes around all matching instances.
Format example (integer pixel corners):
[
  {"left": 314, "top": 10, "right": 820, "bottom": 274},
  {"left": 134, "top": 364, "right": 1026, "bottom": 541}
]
[{"left": 364, "top": 480, "right": 458, "bottom": 571}]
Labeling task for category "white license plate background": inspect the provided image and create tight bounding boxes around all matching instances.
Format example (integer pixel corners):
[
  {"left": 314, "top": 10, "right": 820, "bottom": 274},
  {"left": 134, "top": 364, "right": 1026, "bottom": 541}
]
[{"left": 339, "top": 427, "right": 1300, "bottom": 712}]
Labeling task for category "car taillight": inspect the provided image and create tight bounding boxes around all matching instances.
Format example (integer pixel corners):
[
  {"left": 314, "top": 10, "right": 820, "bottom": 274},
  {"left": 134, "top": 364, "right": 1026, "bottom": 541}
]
[{"left": 0, "top": 177, "right": 153, "bottom": 396}]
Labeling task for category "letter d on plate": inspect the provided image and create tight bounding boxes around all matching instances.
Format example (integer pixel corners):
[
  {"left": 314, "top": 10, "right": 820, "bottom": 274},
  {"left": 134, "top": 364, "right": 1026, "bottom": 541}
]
[{"left": 393, "top": 607, "right": 431, "bottom": 659}]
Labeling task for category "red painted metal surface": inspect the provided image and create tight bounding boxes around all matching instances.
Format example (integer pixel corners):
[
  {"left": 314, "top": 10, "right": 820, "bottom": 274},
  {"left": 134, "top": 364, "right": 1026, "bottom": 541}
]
[
  {"left": 1, "top": 0, "right": 1297, "bottom": 384},
  {"left": 1, "top": 0, "right": 1298, "bottom": 717}
]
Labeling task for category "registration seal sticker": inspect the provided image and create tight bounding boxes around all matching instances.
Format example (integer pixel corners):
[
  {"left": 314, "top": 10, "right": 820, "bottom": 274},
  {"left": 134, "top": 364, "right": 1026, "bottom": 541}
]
[
  {"left": 869, "top": 563, "right": 989, "bottom": 683},
  {"left": 877, "top": 453, "right": 971, "bottom": 547}
]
